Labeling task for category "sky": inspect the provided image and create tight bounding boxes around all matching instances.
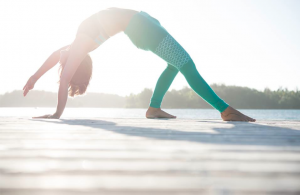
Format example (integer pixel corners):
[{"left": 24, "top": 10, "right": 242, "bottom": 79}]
[{"left": 0, "top": 0, "right": 299, "bottom": 96}]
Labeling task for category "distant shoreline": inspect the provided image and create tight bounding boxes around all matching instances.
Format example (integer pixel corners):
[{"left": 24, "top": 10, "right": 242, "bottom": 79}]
[{"left": 1, "top": 84, "right": 300, "bottom": 109}]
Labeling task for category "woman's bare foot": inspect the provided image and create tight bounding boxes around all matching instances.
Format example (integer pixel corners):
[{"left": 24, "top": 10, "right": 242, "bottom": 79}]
[
  {"left": 146, "top": 107, "right": 176, "bottom": 119},
  {"left": 221, "top": 106, "right": 256, "bottom": 122}
]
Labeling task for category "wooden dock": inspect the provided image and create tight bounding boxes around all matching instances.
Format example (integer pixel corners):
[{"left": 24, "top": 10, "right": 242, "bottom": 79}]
[{"left": 0, "top": 117, "right": 300, "bottom": 195}]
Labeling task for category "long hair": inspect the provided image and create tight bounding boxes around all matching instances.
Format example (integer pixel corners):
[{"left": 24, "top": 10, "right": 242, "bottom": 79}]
[{"left": 58, "top": 50, "right": 93, "bottom": 97}]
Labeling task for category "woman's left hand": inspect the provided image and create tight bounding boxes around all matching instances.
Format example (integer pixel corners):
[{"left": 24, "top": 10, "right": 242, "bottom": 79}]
[
  {"left": 23, "top": 76, "right": 37, "bottom": 97},
  {"left": 32, "top": 113, "right": 60, "bottom": 119}
]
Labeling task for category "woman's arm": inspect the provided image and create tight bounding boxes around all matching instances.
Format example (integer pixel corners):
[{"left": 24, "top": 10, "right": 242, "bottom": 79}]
[
  {"left": 32, "top": 45, "right": 69, "bottom": 80},
  {"left": 32, "top": 44, "right": 85, "bottom": 119},
  {"left": 23, "top": 45, "right": 69, "bottom": 97},
  {"left": 54, "top": 39, "right": 91, "bottom": 118},
  {"left": 33, "top": 34, "right": 96, "bottom": 119}
]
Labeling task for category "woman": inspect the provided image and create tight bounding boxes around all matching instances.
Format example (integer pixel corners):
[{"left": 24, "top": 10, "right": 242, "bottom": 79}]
[{"left": 23, "top": 7, "right": 255, "bottom": 122}]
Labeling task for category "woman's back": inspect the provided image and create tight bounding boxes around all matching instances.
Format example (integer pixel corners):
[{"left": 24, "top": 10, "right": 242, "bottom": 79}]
[{"left": 95, "top": 7, "right": 139, "bottom": 37}]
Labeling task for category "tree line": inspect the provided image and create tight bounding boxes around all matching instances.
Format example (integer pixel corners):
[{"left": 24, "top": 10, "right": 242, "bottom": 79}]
[{"left": 0, "top": 84, "right": 299, "bottom": 109}]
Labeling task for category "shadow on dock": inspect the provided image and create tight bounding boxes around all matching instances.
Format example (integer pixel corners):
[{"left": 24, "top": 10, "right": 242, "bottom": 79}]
[{"left": 34, "top": 119, "right": 300, "bottom": 146}]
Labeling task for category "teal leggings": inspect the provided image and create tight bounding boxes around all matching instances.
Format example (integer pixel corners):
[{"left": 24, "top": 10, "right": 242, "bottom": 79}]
[
  {"left": 125, "top": 11, "right": 229, "bottom": 112},
  {"left": 150, "top": 61, "right": 228, "bottom": 112}
]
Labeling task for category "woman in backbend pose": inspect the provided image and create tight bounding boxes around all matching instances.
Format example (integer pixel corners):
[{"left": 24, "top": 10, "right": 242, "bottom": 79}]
[{"left": 23, "top": 7, "right": 255, "bottom": 122}]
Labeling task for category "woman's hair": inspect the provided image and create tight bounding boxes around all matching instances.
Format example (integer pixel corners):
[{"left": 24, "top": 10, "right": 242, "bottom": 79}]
[{"left": 58, "top": 50, "right": 93, "bottom": 97}]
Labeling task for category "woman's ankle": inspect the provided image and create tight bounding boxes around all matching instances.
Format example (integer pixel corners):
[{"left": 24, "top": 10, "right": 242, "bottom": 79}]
[
  {"left": 148, "top": 106, "right": 161, "bottom": 111},
  {"left": 221, "top": 105, "right": 232, "bottom": 115}
]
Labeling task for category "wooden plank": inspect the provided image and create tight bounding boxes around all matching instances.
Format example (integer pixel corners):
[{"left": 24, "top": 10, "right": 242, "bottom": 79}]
[{"left": 0, "top": 117, "right": 300, "bottom": 194}]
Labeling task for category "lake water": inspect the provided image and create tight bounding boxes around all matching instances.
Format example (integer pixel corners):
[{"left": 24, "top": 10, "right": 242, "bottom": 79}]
[{"left": 0, "top": 107, "right": 299, "bottom": 120}]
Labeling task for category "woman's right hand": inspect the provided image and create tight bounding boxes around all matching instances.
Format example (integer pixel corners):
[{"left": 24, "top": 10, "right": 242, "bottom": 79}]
[{"left": 23, "top": 76, "right": 37, "bottom": 96}]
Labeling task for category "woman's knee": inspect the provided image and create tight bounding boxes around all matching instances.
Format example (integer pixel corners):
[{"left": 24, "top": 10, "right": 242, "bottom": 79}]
[
  {"left": 179, "top": 60, "right": 197, "bottom": 76},
  {"left": 167, "top": 64, "right": 179, "bottom": 72}
]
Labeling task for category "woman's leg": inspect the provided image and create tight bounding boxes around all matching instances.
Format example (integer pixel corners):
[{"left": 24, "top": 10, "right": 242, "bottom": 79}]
[
  {"left": 179, "top": 60, "right": 229, "bottom": 112},
  {"left": 150, "top": 34, "right": 255, "bottom": 121},
  {"left": 152, "top": 34, "right": 228, "bottom": 112},
  {"left": 150, "top": 64, "right": 178, "bottom": 108},
  {"left": 146, "top": 64, "right": 178, "bottom": 118}
]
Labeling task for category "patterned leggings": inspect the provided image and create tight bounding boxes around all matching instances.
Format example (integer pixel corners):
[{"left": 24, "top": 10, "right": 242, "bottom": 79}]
[{"left": 124, "top": 11, "right": 229, "bottom": 112}]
